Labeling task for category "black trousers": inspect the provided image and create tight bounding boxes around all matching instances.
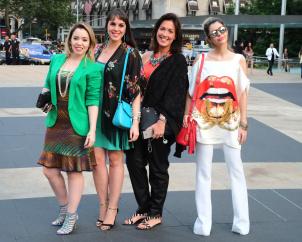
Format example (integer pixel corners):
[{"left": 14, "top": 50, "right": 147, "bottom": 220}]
[
  {"left": 125, "top": 136, "right": 174, "bottom": 216},
  {"left": 5, "top": 51, "right": 11, "bottom": 65},
  {"left": 267, "top": 60, "right": 274, "bottom": 75},
  {"left": 11, "top": 51, "right": 19, "bottom": 65}
]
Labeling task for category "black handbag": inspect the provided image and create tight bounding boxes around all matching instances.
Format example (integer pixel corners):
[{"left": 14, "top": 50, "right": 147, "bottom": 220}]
[
  {"left": 36, "top": 91, "right": 51, "bottom": 108},
  {"left": 140, "top": 107, "right": 173, "bottom": 136}
]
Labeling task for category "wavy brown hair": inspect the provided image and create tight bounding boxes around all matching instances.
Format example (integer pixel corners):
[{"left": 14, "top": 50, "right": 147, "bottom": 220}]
[{"left": 150, "top": 13, "right": 182, "bottom": 54}]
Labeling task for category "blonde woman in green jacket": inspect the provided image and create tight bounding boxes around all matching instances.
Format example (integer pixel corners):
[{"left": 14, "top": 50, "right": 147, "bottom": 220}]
[{"left": 37, "top": 22, "right": 103, "bottom": 235}]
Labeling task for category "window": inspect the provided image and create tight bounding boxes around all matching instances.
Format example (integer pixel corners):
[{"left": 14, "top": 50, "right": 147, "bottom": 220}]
[
  {"left": 129, "top": 0, "right": 138, "bottom": 10},
  {"left": 121, "top": 0, "right": 129, "bottom": 10},
  {"left": 142, "top": 0, "right": 151, "bottom": 10},
  {"left": 209, "top": 0, "right": 221, "bottom": 14},
  {"left": 223, "top": 0, "right": 233, "bottom": 13},
  {"left": 187, "top": 0, "right": 198, "bottom": 16},
  {"left": 111, "top": 0, "right": 119, "bottom": 9},
  {"left": 102, "top": 0, "right": 109, "bottom": 11}
]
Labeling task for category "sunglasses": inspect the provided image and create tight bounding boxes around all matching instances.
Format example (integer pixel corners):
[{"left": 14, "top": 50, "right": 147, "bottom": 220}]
[{"left": 208, "top": 26, "right": 227, "bottom": 38}]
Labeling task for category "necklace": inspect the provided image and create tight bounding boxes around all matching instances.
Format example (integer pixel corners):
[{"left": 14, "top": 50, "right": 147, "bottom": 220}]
[
  {"left": 58, "top": 65, "right": 73, "bottom": 98},
  {"left": 149, "top": 52, "right": 169, "bottom": 66}
]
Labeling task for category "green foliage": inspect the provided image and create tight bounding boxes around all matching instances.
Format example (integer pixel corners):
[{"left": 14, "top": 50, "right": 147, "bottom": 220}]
[
  {"left": 237, "top": 0, "right": 302, "bottom": 58},
  {"left": 0, "top": 0, "right": 75, "bottom": 38}
]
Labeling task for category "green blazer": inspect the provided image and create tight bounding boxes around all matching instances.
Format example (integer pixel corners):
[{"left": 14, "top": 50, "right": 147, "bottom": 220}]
[{"left": 44, "top": 54, "right": 103, "bottom": 136}]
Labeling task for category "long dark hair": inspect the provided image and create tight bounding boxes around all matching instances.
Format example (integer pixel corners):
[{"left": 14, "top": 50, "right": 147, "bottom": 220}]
[
  {"left": 150, "top": 13, "right": 182, "bottom": 54},
  {"left": 105, "top": 8, "right": 136, "bottom": 48}
]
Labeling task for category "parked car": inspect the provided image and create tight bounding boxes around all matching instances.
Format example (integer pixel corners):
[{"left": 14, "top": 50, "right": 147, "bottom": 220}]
[{"left": 20, "top": 43, "right": 53, "bottom": 65}]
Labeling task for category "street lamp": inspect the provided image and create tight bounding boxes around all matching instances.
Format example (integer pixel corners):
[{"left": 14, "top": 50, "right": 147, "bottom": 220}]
[{"left": 278, "top": 0, "right": 287, "bottom": 69}]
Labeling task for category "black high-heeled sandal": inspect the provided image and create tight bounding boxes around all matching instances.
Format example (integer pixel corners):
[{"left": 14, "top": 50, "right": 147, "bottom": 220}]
[
  {"left": 136, "top": 215, "right": 162, "bottom": 230},
  {"left": 100, "top": 207, "right": 119, "bottom": 231},
  {"left": 96, "top": 202, "right": 108, "bottom": 227}
]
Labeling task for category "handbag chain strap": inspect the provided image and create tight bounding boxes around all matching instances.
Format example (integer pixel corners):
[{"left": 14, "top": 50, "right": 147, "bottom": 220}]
[
  {"left": 189, "top": 53, "right": 205, "bottom": 116},
  {"left": 118, "top": 47, "right": 131, "bottom": 103}
]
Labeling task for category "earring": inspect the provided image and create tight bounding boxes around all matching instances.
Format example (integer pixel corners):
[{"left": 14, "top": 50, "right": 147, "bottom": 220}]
[{"left": 123, "top": 35, "right": 126, "bottom": 43}]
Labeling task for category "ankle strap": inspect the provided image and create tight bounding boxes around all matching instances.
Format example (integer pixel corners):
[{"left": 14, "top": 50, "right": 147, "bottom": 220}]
[{"left": 108, "top": 207, "right": 118, "bottom": 211}]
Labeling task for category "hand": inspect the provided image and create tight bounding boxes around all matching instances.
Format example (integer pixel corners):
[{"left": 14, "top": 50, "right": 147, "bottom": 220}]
[
  {"left": 183, "top": 114, "right": 190, "bottom": 128},
  {"left": 238, "top": 128, "right": 247, "bottom": 144},
  {"left": 129, "top": 123, "right": 139, "bottom": 142},
  {"left": 84, "top": 131, "right": 96, "bottom": 148},
  {"left": 42, "top": 103, "right": 52, "bottom": 113},
  {"left": 151, "top": 120, "right": 165, "bottom": 139}
]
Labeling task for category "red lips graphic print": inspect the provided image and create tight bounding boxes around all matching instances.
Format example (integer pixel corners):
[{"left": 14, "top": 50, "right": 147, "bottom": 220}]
[{"left": 193, "top": 75, "right": 240, "bottom": 131}]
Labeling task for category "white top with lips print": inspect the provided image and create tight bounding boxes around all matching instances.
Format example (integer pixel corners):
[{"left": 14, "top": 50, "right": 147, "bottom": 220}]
[{"left": 189, "top": 53, "right": 250, "bottom": 149}]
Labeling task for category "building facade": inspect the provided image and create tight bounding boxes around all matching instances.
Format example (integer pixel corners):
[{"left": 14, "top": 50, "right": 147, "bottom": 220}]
[{"left": 65, "top": 0, "right": 245, "bottom": 48}]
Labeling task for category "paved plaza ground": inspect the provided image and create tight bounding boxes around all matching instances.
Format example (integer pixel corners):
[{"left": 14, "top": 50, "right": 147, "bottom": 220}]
[{"left": 0, "top": 65, "right": 301, "bottom": 242}]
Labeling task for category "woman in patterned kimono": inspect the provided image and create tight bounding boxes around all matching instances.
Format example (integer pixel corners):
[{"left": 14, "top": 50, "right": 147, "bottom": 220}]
[
  {"left": 93, "top": 8, "right": 142, "bottom": 231},
  {"left": 184, "top": 17, "right": 250, "bottom": 236},
  {"left": 37, "top": 22, "right": 102, "bottom": 235}
]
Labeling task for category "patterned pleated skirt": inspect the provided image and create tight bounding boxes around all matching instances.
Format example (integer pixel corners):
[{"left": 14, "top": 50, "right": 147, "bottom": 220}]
[{"left": 37, "top": 72, "right": 96, "bottom": 172}]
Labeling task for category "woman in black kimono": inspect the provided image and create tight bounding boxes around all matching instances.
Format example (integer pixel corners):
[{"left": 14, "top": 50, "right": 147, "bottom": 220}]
[
  {"left": 93, "top": 8, "right": 142, "bottom": 231},
  {"left": 124, "top": 13, "right": 189, "bottom": 230}
]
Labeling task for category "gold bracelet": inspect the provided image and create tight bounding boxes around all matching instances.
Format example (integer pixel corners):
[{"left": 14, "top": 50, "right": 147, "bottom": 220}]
[{"left": 239, "top": 121, "right": 248, "bottom": 131}]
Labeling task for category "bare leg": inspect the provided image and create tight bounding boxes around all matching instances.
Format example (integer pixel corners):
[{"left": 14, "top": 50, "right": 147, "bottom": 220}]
[
  {"left": 43, "top": 167, "right": 68, "bottom": 205},
  {"left": 93, "top": 147, "right": 109, "bottom": 222},
  {"left": 101, "top": 150, "right": 124, "bottom": 229},
  {"left": 66, "top": 172, "right": 84, "bottom": 213}
]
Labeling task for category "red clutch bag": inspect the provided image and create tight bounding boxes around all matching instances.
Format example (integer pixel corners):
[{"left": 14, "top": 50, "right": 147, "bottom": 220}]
[{"left": 176, "top": 54, "right": 205, "bottom": 154}]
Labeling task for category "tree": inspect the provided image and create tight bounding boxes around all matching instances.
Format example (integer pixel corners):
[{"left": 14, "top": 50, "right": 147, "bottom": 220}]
[
  {"left": 237, "top": 0, "right": 302, "bottom": 57},
  {"left": 0, "top": 0, "right": 75, "bottom": 36}
]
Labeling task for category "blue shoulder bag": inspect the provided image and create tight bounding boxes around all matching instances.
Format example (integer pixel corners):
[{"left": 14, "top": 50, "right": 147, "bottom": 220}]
[{"left": 112, "top": 48, "right": 132, "bottom": 129}]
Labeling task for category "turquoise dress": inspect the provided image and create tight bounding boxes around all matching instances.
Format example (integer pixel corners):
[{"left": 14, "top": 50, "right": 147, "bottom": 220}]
[{"left": 94, "top": 44, "right": 142, "bottom": 151}]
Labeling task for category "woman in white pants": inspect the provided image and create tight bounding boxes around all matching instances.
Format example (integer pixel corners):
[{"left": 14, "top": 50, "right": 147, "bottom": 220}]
[{"left": 183, "top": 17, "right": 250, "bottom": 236}]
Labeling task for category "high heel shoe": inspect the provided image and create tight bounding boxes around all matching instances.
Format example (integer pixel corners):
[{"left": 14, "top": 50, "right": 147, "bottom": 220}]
[
  {"left": 51, "top": 204, "right": 67, "bottom": 226},
  {"left": 56, "top": 212, "right": 78, "bottom": 235},
  {"left": 96, "top": 202, "right": 108, "bottom": 227},
  {"left": 100, "top": 208, "right": 118, "bottom": 231}
]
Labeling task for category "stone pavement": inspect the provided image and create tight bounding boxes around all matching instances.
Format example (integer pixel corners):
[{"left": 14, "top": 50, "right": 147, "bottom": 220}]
[{"left": 0, "top": 65, "right": 301, "bottom": 242}]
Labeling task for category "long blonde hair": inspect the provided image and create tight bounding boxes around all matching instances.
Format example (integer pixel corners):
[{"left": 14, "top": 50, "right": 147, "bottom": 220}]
[{"left": 64, "top": 22, "right": 96, "bottom": 60}]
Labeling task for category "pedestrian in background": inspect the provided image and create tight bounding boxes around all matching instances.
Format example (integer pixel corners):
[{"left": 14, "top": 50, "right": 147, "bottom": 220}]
[
  {"left": 184, "top": 17, "right": 250, "bottom": 236},
  {"left": 265, "top": 43, "right": 279, "bottom": 76},
  {"left": 244, "top": 42, "right": 254, "bottom": 73},
  {"left": 283, "top": 47, "right": 290, "bottom": 72},
  {"left": 93, "top": 8, "right": 141, "bottom": 231},
  {"left": 10, "top": 34, "right": 19, "bottom": 65},
  {"left": 37, "top": 22, "right": 102, "bottom": 235},
  {"left": 233, "top": 40, "right": 244, "bottom": 55},
  {"left": 3, "top": 35, "right": 11, "bottom": 65},
  {"left": 124, "top": 13, "right": 188, "bottom": 230},
  {"left": 298, "top": 47, "right": 302, "bottom": 78}
]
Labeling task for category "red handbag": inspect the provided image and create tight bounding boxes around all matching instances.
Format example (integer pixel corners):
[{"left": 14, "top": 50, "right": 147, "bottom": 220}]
[{"left": 176, "top": 54, "right": 205, "bottom": 154}]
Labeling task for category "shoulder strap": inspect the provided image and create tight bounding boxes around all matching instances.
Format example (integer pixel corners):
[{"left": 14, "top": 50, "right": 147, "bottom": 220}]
[
  {"left": 189, "top": 53, "right": 205, "bottom": 115},
  {"left": 118, "top": 47, "right": 131, "bottom": 102}
]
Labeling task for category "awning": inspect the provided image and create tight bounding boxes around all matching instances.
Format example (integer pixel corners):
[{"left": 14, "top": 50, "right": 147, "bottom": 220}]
[
  {"left": 120, "top": 0, "right": 129, "bottom": 10},
  {"left": 129, "top": 0, "right": 138, "bottom": 10},
  {"left": 209, "top": 0, "right": 221, "bottom": 13},
  {"left": 142, "top": 0, "right": 152, "bottom": 10},
  {"left": 187, "top": 0, "right": 199, "bottom": 11}
]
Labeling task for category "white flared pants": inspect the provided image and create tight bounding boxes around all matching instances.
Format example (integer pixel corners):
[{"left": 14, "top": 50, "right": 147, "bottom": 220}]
[{"left": 193, "top": 143, "right": 250, "bottom": 236}]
